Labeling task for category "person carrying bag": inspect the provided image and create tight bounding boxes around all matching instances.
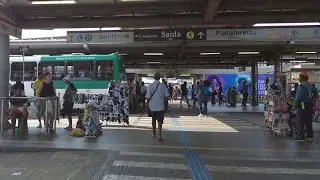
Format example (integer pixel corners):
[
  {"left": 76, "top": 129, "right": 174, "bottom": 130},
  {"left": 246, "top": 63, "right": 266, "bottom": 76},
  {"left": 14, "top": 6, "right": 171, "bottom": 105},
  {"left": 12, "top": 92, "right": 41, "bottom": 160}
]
[
  {"left": 146, "top": 73, "right": 170, "bottom": 141},
  {"left": 148, "top": 83, "right": 160, "bottom": 117}
]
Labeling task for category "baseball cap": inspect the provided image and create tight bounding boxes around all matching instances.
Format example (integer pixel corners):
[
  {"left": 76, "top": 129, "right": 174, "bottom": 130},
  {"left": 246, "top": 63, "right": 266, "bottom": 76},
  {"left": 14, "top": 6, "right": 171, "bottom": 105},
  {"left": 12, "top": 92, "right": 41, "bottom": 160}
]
[{"left": 300, "top": 71, "right": 309, "bottom": 77}]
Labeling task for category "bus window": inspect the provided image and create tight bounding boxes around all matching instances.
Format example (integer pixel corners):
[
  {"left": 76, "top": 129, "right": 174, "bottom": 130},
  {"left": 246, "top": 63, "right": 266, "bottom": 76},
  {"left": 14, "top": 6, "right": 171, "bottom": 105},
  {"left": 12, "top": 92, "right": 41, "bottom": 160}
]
[
  {"left": 95, "top": 61, "right": 114, "bottom": 80},
  {"left": 39, "top": 61, "right": 66, "bottom": 80},
  {"left": 67, "top": 61, "right": 94, "bottom": 80},
  {"left": 10, "top": 62, "right": 37, "bottom": 81}
]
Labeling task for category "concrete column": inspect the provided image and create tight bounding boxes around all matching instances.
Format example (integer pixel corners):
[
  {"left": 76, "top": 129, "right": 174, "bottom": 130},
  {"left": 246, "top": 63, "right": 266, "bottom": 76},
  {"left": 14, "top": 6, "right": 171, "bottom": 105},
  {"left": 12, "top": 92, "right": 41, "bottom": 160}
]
[
  {"left": 0, "top": 33, "right": 10, "bottom": 129},
  {"left": 251, "top": 61, "right": 258, "bottom": 106}
]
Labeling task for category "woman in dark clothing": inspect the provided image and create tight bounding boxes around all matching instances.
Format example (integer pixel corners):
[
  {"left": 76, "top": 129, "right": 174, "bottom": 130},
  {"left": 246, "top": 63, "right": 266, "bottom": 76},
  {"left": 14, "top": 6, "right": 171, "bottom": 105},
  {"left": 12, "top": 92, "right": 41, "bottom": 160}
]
[
  {"left": 38, "top": 72, "right": 56, "bottom": 133},
  {"left": 62, "top": 75, "right": 78, "bottom": 130},
  {"left": 9, "top": 80, "right": 29, "bottom": 135},
  {"left": 218, "top": 82, "right": 223, "bottom": 105}
]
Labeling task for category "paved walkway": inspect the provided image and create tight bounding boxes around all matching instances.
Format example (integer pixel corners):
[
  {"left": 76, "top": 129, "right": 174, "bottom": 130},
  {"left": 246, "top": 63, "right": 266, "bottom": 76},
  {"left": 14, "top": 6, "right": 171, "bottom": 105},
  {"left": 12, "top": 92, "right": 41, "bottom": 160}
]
[{"left": 1, "top": 103, "right": 320, "bottom": 179}]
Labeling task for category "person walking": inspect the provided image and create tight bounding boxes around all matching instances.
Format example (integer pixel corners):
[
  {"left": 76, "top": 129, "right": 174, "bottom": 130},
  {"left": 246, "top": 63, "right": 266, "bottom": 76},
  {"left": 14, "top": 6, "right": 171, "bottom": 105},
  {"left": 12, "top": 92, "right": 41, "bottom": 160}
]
[
  {"left": 197, "top": 80, "right": 211, "bottom": 117},
  {"left": 180, "top": 82, "right": 191, "bottom": 108},
  {"left": 218, "top": 82, "right": 223, "bottom": 105},
  {"left": 173, "top": 86, "right": 180, "bottom": 101},
  {"left": 193, "top": 82, "right": 202, "bottom": 108},
  {"left": 294, "top": 72, "right": 318, "bottom": 141},
  {"left": 211, "top": 86, "right": 216, "bottom": 105},
  {"left": 146, "top": 72, "right": 169, "bottom": 141},
  {"left": 140, "top": 81, "right": 148, "bottom": 112},
  {"left": 241, "top": 83, "right": 249, "bottom": 106},
  {"left": 168, "top": 83, "right": 174, "bottom": 102}
]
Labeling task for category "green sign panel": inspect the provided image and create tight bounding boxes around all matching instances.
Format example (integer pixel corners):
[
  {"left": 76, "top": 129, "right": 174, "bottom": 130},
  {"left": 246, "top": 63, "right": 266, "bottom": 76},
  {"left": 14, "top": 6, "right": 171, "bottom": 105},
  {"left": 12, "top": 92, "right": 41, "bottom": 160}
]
[{"left": 41, "top": 54, "right": 119, "bottom": 62}]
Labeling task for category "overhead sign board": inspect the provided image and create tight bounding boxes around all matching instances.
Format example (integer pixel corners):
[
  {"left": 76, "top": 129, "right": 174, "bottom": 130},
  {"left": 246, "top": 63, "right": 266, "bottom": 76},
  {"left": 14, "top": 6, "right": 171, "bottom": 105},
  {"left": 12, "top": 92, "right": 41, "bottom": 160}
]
[
  {"left": 0, "top": 20, "right": 22, "bottom": 38},
  {"left": 66, "top": 27, "right": 320, "bottom": 43},
  {"left": 207, "top": 27, "right": 320, "bottom": 41},
  {"left": 134, "top": 28, "right": 206, "bottom": 41},
  {"left": 41, "top": 55, "right": 116, "bottom": 62},
  {"left": 67, "top": 31, "right": 134, "bottom": 43},
  {"left": 19, "top": 45, "right": 29, "bottom": 52}
]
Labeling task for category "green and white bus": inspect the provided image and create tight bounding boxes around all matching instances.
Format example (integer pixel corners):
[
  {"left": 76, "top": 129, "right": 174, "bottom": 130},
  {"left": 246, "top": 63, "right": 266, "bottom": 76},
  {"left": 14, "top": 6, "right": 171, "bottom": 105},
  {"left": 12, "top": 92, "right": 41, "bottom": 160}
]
[{"left": 9, "top": 53, "right": 126, "bottom": 102}]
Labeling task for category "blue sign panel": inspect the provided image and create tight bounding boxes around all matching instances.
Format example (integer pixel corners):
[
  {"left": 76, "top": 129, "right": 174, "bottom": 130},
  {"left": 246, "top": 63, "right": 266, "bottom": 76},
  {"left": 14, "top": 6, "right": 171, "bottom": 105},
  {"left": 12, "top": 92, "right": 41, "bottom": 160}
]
[{"left": 204, "top": 74, "right": 274, "bottom": 96}]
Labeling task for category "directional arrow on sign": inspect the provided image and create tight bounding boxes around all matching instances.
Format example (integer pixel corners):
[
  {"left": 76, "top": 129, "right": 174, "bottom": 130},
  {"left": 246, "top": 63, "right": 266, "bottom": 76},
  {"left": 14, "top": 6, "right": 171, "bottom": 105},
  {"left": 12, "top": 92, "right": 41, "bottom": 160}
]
[
  {"left": 198, "top": 32, "right": 205, "bottom": 39},
  {"left": 291, "top": 29, "right": 298, "bottom": 37},
  {"left": 69, "top": 35, "right": 74, "bottom": 42}
]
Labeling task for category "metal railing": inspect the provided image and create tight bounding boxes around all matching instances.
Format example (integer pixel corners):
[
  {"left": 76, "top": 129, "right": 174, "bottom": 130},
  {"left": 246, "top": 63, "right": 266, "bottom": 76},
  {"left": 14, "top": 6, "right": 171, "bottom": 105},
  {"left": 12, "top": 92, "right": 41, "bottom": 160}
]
[{"left": 0, "top": 96, "right": 58, "bottom": 136}]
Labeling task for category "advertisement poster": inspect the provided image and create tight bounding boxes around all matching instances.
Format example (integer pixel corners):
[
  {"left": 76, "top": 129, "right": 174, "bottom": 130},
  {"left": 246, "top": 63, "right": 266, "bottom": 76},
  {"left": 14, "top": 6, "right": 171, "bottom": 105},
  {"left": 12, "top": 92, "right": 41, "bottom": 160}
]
[{"left": 204, "top": 74, "right": 273, "bottom": 96}]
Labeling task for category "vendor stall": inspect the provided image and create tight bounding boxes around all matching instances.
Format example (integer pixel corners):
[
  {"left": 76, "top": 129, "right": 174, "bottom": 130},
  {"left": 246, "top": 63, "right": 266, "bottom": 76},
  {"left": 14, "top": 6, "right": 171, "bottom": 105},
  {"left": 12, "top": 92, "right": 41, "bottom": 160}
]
[{"left": 71, "top": 81, "right": 130, "bottom": 137}]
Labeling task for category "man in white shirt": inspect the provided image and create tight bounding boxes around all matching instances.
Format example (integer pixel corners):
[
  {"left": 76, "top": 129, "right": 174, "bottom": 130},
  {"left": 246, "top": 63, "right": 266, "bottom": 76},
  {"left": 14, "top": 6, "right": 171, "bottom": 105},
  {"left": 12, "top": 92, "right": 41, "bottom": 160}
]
[{"left": 146, "top": 72, "right": 170, "bottom": 141}]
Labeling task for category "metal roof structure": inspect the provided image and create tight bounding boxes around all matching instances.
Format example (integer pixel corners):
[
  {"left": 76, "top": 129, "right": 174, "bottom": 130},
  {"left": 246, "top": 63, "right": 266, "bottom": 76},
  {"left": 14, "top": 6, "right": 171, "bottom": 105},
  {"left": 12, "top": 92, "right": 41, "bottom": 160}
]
[
  {"left": 9, "top": 39, "right": 320, "bottom": 69},
  {"left": 4, "top": 0, "right": 320, "bottom": 28},
  {"left": 2, "top": 0, "right": 320, "bottom": 69}
]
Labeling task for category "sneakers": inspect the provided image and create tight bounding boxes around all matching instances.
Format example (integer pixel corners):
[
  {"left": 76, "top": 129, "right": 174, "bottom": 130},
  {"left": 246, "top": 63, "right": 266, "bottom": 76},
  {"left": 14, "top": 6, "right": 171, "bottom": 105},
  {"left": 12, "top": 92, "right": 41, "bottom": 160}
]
[
  {"left": 64, "top": 126, "right": 72, "bottom": 131},
  {"left": 37, "top": 124, "right": 42, "bottom": 128},
  {"left": 198, "top": 114, "right": 207, "bottom": 118},
  {"left": 306, "top": 137, "right": 314, "bottom": 142},
  {"left": 152, "top": 134, "right": 157, "bottom": 138},
  {"left": 152, "top": 135, "right": 164, "bottom": 141}
]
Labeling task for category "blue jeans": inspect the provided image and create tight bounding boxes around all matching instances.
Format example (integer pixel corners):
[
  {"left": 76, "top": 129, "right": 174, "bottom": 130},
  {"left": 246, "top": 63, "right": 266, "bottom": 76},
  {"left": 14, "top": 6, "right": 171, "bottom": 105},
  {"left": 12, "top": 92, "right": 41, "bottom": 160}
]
[{"left": 199, "top": 101, "right": 208, "bottom": 115}]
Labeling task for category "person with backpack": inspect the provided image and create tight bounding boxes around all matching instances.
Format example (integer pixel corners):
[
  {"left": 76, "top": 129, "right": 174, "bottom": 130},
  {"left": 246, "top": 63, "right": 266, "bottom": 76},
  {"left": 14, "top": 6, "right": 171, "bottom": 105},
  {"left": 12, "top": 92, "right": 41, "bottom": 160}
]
[
  {"left": 293, "top": 72, "right": 319, "bottom": 141},
  {"left": 62, "top": 75, "right": 77, "bottom": 130},
  {"left": 197, "top": 80, "right": 211, "bottom": 117}
]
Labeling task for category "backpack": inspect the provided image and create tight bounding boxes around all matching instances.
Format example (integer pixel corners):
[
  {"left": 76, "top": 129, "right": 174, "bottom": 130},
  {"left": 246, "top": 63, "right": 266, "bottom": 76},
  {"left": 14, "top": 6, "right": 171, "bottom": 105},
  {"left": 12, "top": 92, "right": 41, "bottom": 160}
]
[{"left": 197, "top": 88, "right": 208, "bottom": 101}]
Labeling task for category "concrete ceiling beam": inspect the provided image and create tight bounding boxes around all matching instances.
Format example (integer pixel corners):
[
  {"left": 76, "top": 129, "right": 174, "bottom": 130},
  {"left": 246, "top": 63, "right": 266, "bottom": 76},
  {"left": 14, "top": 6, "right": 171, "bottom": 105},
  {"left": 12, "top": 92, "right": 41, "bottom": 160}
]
[
  {"left": 11, "top": 2, "right": 202, "bottom": 17},
  {"left": 204, "top": 0, "right": 222, "bottom": 23},
  {"left": 219, "top": 0, "right": 320, "bottom": 11},
  {"left": 16, "top": 10, "right": 320, "bottom": 29},
  {"left": 17, "top": 15, "right": 203, "bottom": 29}
]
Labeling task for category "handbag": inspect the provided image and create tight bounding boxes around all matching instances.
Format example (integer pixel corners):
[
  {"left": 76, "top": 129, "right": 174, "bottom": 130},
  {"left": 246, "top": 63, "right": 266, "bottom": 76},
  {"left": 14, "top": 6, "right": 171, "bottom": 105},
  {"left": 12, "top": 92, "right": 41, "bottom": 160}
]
[{"left": 148, "top": 83, "right": 160, "bottom": 117}]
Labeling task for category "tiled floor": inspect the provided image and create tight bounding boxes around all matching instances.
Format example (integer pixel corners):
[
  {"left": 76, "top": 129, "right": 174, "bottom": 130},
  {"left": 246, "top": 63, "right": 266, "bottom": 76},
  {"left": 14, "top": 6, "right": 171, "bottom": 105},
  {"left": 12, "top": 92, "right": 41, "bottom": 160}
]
[{"left": 1, "top": 103, "right": 320, "bottom": 179}]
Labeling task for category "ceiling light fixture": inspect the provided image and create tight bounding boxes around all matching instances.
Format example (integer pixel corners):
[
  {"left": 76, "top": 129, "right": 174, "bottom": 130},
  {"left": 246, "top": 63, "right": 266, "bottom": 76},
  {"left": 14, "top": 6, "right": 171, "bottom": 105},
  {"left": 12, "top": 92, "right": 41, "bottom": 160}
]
[
  {"left": 253, "top": 22, "right": 320, "bottom": 27},
  {"left": 120, "top": 0, "right": 158, "bottom": 2},
  {"left": 238, "top": 52, "right": 260, "bottom": 55},
  {"left": 144, "top": 53, "right": 163, "bottom": 56},
  {"left": 100, "top": 27, "right": 122, "bottom": 31},
  {"left": 146, "top": 62, "right": 162, "bottom": 64},
  {"left": 295, "top": 51, "right": 317, "bottom": 54},
  {"left": 31, "top": 0, "right": 77, "bottom": 5},
  {"left": 200, "top": 52, "right": 221, "bottom": 55}
]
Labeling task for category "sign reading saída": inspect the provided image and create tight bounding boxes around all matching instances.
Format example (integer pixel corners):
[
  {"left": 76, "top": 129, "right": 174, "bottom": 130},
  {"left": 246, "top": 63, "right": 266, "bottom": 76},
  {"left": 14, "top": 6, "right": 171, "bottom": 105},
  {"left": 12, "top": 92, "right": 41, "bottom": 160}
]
[{"left": 134, "top": 29, "right": 206, "bottom": 41}]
